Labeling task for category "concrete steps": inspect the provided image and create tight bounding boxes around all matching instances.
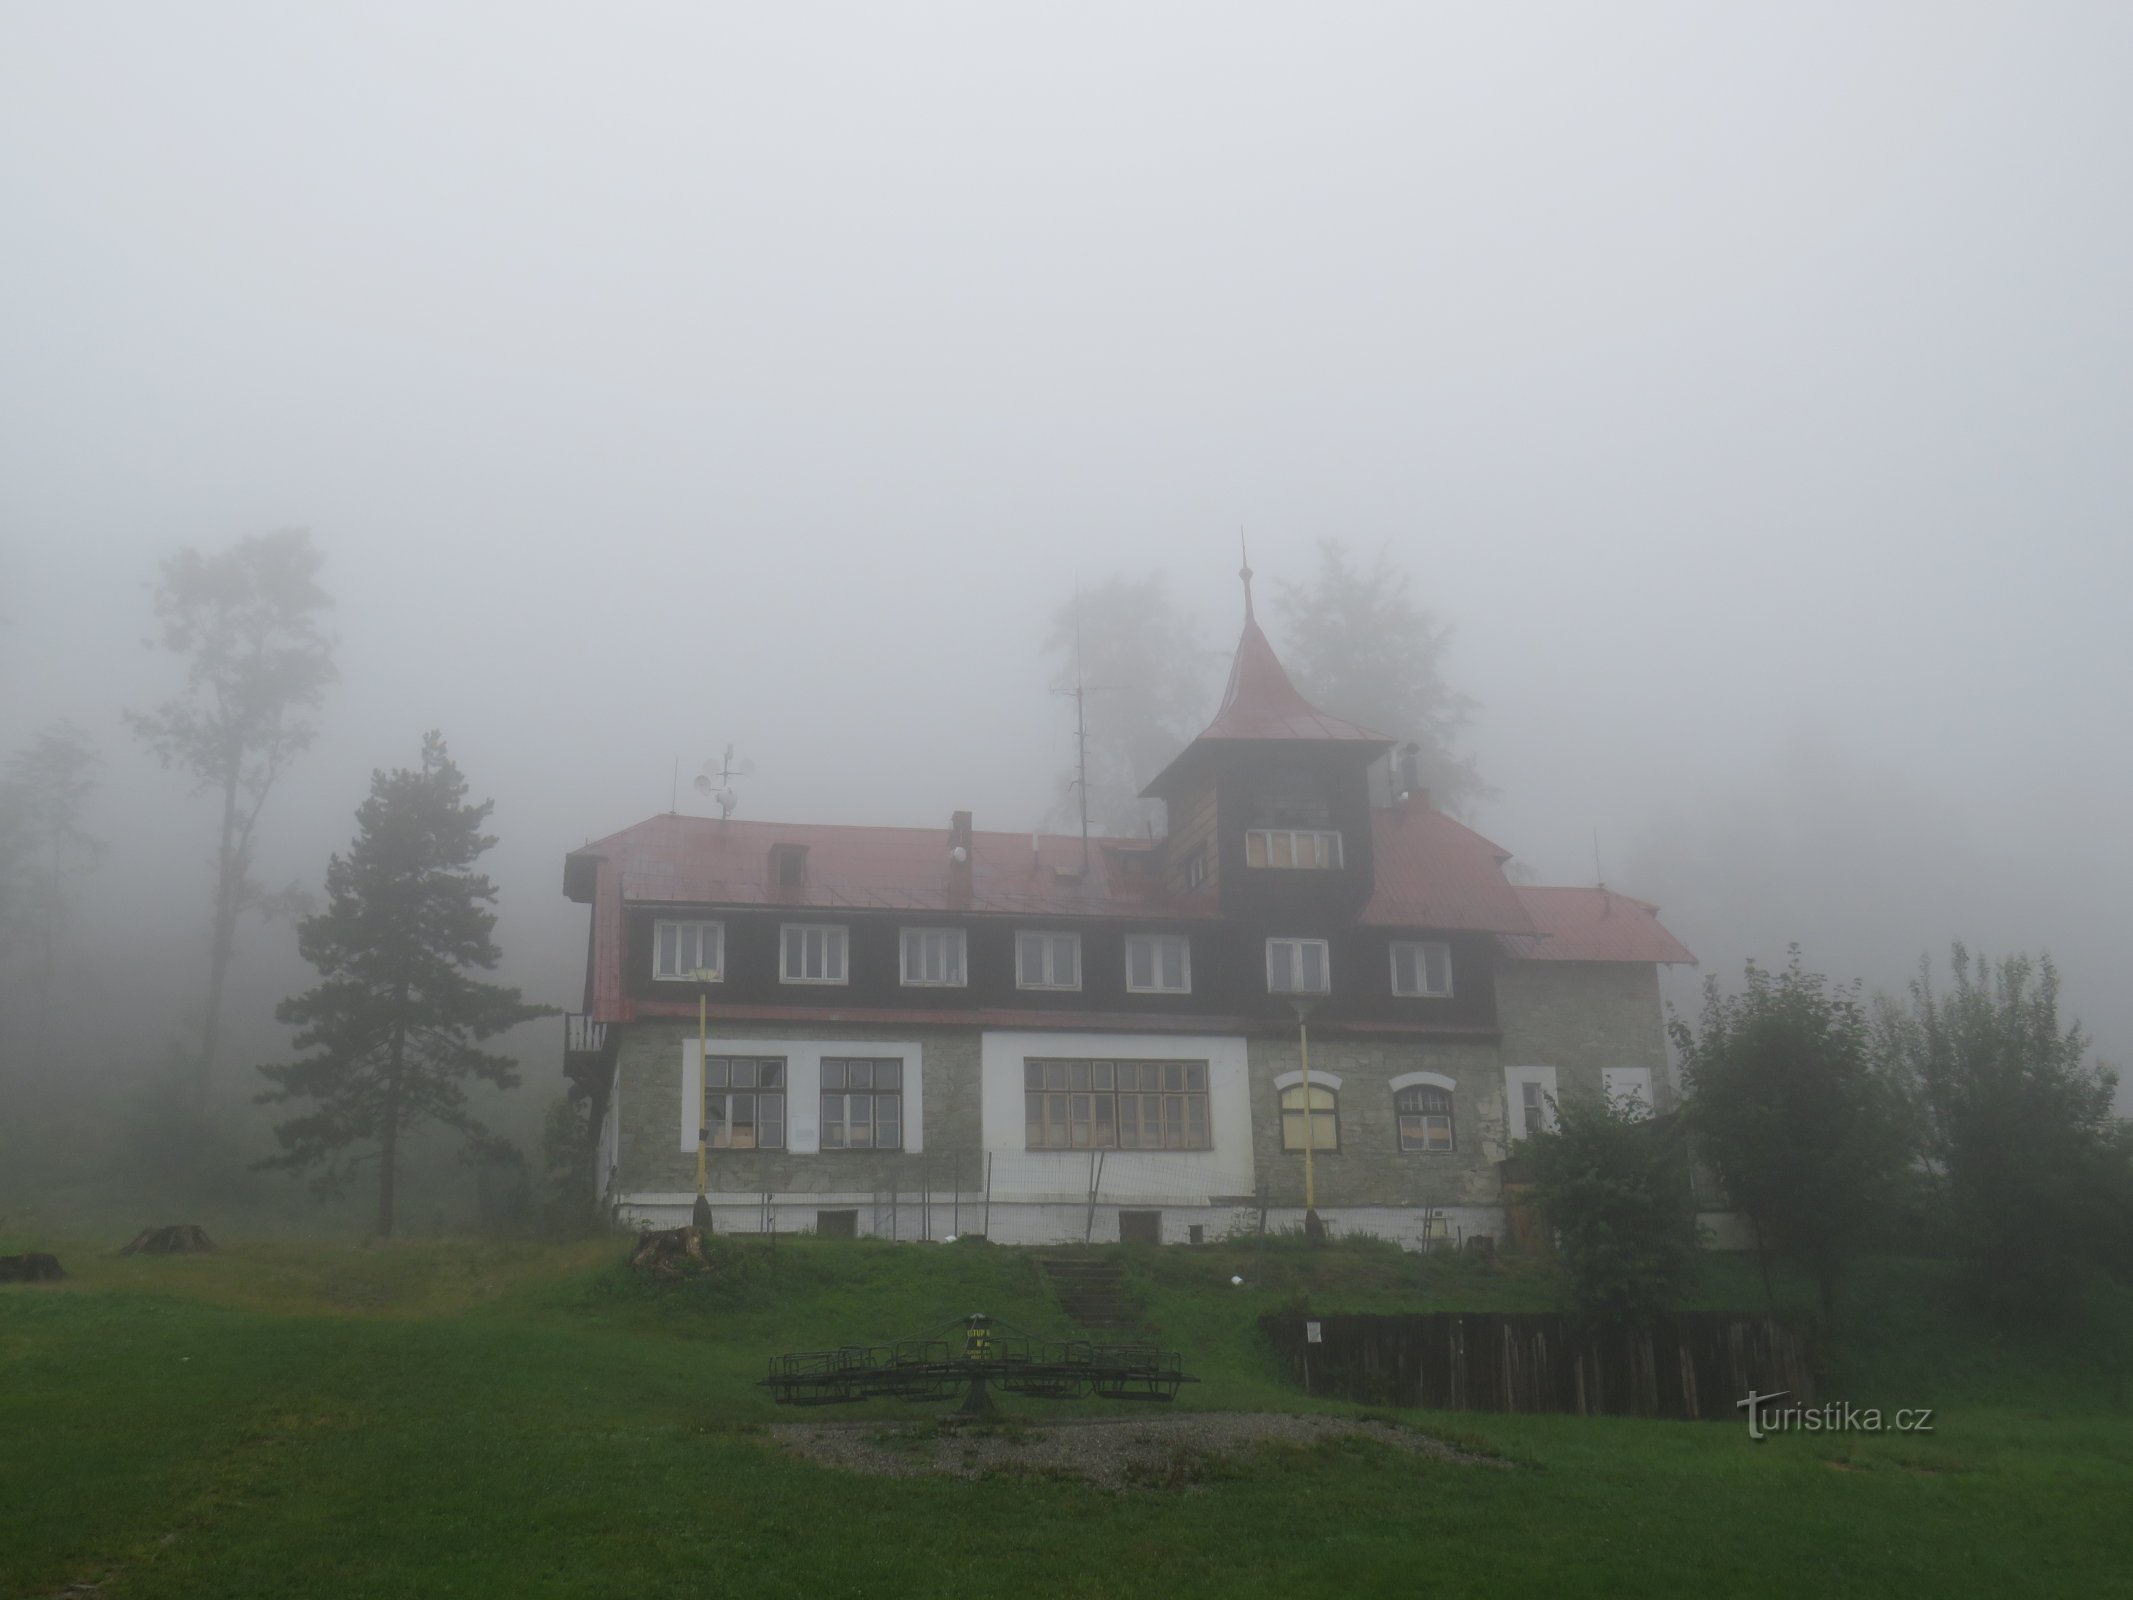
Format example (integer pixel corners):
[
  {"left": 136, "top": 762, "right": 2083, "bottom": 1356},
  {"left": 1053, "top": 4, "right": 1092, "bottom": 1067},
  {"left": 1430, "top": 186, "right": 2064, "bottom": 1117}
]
[{"left": 1037, "top": 1255, "right": 1147, "bottom": 1332}]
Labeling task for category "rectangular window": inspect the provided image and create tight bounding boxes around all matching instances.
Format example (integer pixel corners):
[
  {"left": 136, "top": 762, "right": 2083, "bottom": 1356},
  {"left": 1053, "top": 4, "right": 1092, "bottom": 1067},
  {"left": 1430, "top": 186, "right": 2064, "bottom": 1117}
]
[
  {"left": 1125, "top": 934, "right": 1191, "bottom": 993},
  {"left": 1244, "top": 829, "right": 1344, "bottom": 869},
  {"left": 1016, "top": 930, "right": 1082, "bottom": 990},
  {"left": 1604, "top": 1068, "right": 1654, "bottom": 1118},
  {"left": 820, "top": 1057, "right": 903, "bottom": 1150},
  {"left": 1390, "top": 940, "right": 1453, "bottom": 998},
  {"left": 653, "top": 920, "right": 724, "bottom": 982},
  {"left": 1266, "top": 938, "right": 1331, "bottom": 994},
  {"left": 899, "top": 927, "right": 967, "bottom": 987},
  {"left": 780, "top": 924, "right": 848, "bottom": 984},
  {"left": 697, "top": 1057, "right": 785, "bottom": 1150},
  {"left": 1506, "top": 1065, "right": 1559, "bottom": 1142},
  {"left": 1023, "top": 1059, "right": 1210, "bottom": 1150}
]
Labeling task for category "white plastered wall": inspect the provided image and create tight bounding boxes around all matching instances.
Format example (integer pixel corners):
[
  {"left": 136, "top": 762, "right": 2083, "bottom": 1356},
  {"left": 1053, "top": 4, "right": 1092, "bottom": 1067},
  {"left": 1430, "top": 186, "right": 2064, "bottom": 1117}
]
[{"left": 979, "top": 1031, "right": 1254, "bottom": 1203}]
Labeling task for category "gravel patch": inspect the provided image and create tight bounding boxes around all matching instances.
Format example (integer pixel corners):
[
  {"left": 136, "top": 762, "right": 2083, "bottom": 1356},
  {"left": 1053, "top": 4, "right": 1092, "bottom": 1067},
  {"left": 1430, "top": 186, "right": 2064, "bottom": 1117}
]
[{"left": 772, "top": 1411, "right": 1508, "bottom": 1490}]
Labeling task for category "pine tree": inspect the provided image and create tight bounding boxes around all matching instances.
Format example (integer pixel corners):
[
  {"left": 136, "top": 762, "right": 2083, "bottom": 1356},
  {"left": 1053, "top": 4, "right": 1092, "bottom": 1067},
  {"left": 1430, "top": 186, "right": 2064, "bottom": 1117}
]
[{"left": 256, "top": 733, "right": 552, "bottom": 1235}]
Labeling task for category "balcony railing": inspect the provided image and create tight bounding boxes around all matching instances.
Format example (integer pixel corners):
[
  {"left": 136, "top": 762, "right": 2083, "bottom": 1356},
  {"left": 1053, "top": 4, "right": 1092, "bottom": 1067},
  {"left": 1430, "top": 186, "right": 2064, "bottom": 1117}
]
[{"left": 564, "top": 1013, "right": 610, "bottom": 1058}]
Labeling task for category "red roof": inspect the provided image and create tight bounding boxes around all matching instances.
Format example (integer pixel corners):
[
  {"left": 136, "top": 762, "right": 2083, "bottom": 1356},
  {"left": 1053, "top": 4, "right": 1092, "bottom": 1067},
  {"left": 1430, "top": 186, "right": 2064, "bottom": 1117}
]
[
  {"left": 564, "top": 803, "right": 1689, "bottom": 1021},
  {"left": 1497, "top": 886, "right": 1698, "bottom": 965},
  {"left": 1360, "top": 798, "right": 1536, "bottom": 934},
  {"left": 1142, "top": 576, "right": 1389, "bottom": 798},
  {"left": 566, "top": 813, "right": 1211, "bottom": 920},
  {"left": 1195, "top": 607, "right": 1390, "bottom": 746}
]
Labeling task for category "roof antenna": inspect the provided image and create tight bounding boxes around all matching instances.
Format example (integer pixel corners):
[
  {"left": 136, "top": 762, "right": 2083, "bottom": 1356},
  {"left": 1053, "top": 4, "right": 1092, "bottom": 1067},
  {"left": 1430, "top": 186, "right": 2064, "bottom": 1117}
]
[
  {"left": 1238, "top": 528, "right": 1254, "bottom": 619},
  {"left": 692, "top": 743, "right": 753, "bottom": 821},
  {"left": 1054, "top": 598, "right": 1122, "bottom": 878},
  {"left": 1593, "top": 827, "right": 1606, "bottom": 890}
]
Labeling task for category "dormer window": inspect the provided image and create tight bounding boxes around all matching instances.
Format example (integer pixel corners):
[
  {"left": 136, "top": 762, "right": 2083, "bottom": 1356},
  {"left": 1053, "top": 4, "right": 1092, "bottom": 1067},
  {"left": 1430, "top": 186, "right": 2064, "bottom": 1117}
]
[
  {"left": 1246, "top": 829, "right": 1343, "bottom": 870},
  {"left": 769, "top": 843, "right": 808, "bottom": 890}
]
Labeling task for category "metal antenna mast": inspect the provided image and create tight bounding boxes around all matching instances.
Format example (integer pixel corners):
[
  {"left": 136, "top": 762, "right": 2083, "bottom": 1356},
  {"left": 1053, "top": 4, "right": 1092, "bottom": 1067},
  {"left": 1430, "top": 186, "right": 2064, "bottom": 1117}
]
[
  {"left": 1052, "top": 598, "right": 1126, "bottom": 877},
  {"left": 692, "top": 744, "right": 754, "bottom": 820}
]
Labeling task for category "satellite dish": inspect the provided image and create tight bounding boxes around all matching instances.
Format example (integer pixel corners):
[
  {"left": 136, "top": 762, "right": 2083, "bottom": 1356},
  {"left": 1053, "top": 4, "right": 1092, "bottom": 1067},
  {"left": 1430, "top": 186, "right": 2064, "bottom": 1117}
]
[{"left": 690, "top": 747, "right": 750, "bottom": 818}]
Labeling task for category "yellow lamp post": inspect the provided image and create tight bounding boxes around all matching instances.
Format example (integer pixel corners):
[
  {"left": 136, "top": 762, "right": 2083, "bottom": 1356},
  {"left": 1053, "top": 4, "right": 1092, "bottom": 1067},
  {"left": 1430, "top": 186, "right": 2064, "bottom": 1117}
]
[
  {"left": 693, "top": 993, "right": 713, "bottom": 1228},
  {"left": 1291, "top": 998, "right": 1323, "bottom": 1239}
]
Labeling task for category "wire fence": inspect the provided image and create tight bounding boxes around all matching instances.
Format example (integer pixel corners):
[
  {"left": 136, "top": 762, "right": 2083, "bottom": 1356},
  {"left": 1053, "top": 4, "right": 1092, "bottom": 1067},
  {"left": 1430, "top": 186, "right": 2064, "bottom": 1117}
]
[{"left": 650, "top": 1146, "right": 1493, "bottom": 1251}]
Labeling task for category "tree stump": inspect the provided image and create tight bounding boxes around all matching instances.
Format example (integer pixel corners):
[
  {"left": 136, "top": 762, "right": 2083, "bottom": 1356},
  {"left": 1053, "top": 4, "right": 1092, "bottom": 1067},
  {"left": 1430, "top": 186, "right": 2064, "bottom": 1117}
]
[
  {"left": 628, "top": 1226, "right": 716, "bottom": 1281},
  {"left": 0, "top": 1252, "right": 65, "bottom": 1282},
  {"left": 119, "top": 1225, "right": 216, "bottom": 1256}
]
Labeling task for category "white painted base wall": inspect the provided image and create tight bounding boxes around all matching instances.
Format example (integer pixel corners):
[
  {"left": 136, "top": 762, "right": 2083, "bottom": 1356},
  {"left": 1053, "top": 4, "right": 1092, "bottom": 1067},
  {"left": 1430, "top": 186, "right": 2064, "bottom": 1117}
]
[{"left": 613, "top": 1193, "right": 1506, "bottom": 1249}]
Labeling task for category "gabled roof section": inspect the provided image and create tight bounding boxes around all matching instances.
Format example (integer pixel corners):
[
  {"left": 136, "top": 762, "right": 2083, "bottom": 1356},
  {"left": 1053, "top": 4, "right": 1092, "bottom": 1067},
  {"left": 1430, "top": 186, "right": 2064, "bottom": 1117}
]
[
  {"left": 1142, "top": 563, "right": 1391, "bottom": 798},
  {"left": 1359, "top": 798, "right": 1538, "bottom": 934},
  {"left": 1497, "top": 886, "right": 1697, "bottom": 965}
]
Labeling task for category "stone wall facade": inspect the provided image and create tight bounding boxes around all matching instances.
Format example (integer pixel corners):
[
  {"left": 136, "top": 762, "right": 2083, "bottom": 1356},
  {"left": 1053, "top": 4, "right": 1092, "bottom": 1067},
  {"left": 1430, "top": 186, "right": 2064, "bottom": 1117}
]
[
  {"left": 1494, "top": 958, "right": 1672, "bottom": 1109},
  {"left": 603, "top": 957, "right": 1673, "bottom": 1244},
  {"left": 613, "top": 1020, "right": 981, "bottom": 1198}
]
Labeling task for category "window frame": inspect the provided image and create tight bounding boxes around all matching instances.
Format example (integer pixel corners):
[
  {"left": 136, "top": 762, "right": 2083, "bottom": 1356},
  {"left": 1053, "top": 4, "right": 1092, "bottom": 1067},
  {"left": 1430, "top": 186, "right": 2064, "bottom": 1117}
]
[
  {"left": 1022, "top": 1057, "right": 1212, "bottom": 1151},
  {"left": 1015, "top": 930, "right": 1083, "bottom": 991},
  {"left": 1604, "top": 1067, "right": 1655, "bottom": 1119},
  {"left": 1505, "top": 1065, "right": 1560, "bottom": 1142},
  {"left": 899, "top": 926, "right": 968, "bottom": 988},
  {"left": 1279, "top": 1082, "right": 1341, "bottom": 1153},
  {"left": 652, "top": 919, "right": 726, "bottom": 983},
  {"left": 696, "top": 1055, "right": 786, "bottom": 1150},
  {"left": 1265, "top": 937, "right": 1332, "bottom": 995},
  {"left": 1124, "top": 933, "right": 1193, "bottom": 994},
  {"left": 779, "top": 922, "right": 849, "bottom": 985},
  {"left": 1244, "top": 828, "right": 1345, "bottom": 870},
  {"left": 1389, "top": 939, "right": 1453, "bottom": 998},
  {"left": 818, "top": 1056, "right": 904, "bottom": 1151},
  {"left": 1395, "top": 1084, "right": 1456, "bottom": 1152}
]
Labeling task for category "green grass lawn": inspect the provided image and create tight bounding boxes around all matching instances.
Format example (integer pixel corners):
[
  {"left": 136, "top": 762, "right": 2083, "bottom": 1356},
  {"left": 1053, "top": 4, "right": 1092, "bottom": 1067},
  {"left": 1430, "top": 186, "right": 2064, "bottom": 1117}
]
[{"left": 4, "top": 1231, "right": 2128, "bottom": 1598}]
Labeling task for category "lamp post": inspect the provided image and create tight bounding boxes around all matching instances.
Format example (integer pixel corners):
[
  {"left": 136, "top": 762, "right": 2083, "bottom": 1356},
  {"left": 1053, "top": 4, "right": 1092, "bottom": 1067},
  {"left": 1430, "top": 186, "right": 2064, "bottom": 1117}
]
[
  {"left": 693, "top": 993, "right": 713, "bottom": 1228},
  {"left": 1290, "top": 998, "right": 1324, "bottom": 1241}
]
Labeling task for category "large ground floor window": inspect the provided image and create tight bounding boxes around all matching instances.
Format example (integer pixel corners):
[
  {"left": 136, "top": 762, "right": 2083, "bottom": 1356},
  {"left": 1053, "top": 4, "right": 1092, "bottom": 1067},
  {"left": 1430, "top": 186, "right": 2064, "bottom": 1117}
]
[
  {"left": 820, "top": 1057, "right": 903, "bottom": 1150},
  {"left": 701, "top": 1056, "right": 785, "bottom": 1149},
  {"left": 1024, "top": 1059, "right": 1211, "bottom": 1150}
]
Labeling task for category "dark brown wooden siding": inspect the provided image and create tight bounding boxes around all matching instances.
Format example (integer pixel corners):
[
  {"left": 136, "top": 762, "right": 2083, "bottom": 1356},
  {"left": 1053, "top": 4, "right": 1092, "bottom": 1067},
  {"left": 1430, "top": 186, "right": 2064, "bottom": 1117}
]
[
  {"left": 622, "top": 906, "right": 1498, "bottom": 1032},
  {"left": 1163, "top": 784, "right": 1219, "bottom": 896}
]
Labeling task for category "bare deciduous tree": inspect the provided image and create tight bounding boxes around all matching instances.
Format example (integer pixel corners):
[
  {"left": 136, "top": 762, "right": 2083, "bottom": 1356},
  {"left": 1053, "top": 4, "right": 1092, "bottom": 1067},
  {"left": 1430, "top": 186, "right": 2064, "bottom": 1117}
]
[{"left": 128, "top": 528, "right": 335, "bottom": 1112}]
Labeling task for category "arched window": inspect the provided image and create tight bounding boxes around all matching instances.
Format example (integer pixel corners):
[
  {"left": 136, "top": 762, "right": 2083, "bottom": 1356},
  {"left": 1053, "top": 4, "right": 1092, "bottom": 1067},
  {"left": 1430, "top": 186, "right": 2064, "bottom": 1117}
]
[
  {"left": 1396, "top": 1085, "right": 1455, "bottom": 1152},
  {"left": 1280, "top": 1083, "right": 1339, "bottom": 1152}
]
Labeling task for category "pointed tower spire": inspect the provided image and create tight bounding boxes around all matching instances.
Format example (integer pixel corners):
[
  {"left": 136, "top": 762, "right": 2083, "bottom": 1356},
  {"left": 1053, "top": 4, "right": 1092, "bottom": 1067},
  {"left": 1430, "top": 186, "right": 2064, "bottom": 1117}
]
[{"left": 1138, "top": 556, "right": 1394, "bottom": 799}]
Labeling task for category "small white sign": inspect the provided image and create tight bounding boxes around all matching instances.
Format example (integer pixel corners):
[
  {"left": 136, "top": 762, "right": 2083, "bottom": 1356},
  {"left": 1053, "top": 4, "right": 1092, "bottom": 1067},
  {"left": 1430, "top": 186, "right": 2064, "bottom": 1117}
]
[{"left": 1306, "top": 1321, "right": 1323, "bottom": 1344}]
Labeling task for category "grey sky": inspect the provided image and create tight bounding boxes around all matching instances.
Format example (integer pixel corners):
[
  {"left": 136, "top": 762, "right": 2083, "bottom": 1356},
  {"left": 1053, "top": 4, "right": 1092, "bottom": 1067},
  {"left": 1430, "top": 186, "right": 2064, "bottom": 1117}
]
[{"left": 3, "top": 3, "right": 2128, "bottom": 1101}]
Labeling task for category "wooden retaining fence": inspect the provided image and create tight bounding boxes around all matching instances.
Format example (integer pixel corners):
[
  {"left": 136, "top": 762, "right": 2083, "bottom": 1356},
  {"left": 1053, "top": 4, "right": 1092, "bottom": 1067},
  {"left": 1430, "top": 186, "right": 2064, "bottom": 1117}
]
[{"left": 1261, "top": 1311, "right": 1813, "bottom": 1421}]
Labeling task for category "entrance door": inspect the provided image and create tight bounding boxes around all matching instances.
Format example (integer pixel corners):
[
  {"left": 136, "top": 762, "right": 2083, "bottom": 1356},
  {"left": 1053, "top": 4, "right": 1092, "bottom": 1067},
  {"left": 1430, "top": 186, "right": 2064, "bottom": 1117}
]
[{"left": 1118, "top": 1210, "right": 1162, "bottom": 1246}]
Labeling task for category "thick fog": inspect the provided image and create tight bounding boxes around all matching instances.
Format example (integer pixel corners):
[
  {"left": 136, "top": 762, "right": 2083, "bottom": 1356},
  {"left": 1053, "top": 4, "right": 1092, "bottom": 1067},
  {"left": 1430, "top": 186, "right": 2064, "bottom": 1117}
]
[{"left": 4, "top": 0, "right": 2128, "bottom": 1184}]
